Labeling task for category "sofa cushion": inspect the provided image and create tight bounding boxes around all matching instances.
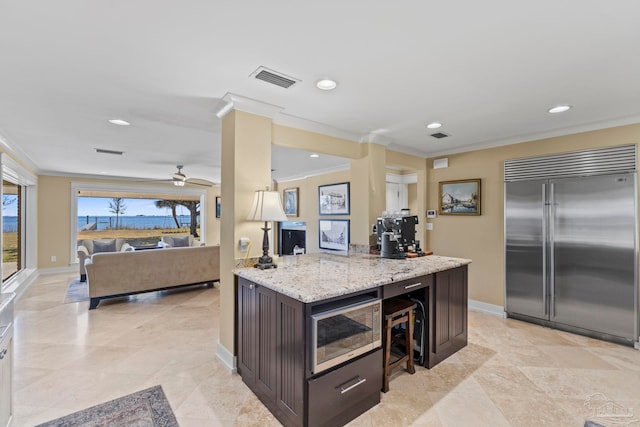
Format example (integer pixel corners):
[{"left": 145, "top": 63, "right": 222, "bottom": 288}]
[
  {"left": 172, "top": 236, "right": 190, "bottom": 247},
  {"left": 94, "top": 239, "right": 117, "bottom": 253}
]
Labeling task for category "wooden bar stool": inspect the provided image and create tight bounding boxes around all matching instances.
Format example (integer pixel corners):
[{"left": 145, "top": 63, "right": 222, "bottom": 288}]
[{"left": 382, "top": 298, "right": 417, "bottom": 393}]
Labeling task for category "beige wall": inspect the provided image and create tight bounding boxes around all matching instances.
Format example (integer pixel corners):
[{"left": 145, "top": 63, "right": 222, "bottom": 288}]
[
  {"left": 37, "top": 175, "right": 219, "bottom": 269},
  {"left": 276, "top": 169, "right": 350, "bottom": 253},
  {"left": 427, "top": 123, "right": 640, "bottom": 307}
]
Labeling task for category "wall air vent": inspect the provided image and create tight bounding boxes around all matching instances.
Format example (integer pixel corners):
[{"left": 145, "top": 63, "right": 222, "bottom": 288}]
[
  {"left": 430, "top": 132, "right": 450, "bottom": 139},
  {"left": 95, "top": 148, "right": 124, "bottom": 155},
  {"left": 250, "top": 66, "right": 300, "bottom": 89}
]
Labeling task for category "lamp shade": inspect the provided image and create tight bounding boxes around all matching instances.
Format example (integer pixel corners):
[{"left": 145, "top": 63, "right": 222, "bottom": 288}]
[{"left": 247, "top": 190, "right": 288, "bottom": 222}]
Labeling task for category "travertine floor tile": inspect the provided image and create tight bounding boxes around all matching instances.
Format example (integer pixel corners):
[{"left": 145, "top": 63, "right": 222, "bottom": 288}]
[{"left": 11, "top": 272, "right": 639, "bottom": 427}]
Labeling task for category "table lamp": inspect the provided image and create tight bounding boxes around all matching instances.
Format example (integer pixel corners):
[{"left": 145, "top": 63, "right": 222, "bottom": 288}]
[{"left": 247, "top": 189, "right": 288, "bottom": 269}]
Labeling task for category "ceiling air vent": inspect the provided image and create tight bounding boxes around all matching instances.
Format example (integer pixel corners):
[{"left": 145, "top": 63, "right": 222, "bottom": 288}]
[
  {"left": 250, "top": 66, "right": 300, "bottom": 89},
  {"left": 430, "top": 132, "right": 450, "bottom": 139},
  {"left": 95, "top": 148, "right": 124, "bottom": 155}
]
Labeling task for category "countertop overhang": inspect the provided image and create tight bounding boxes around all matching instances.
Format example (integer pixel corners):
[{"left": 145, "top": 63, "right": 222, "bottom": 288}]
[{"left": 234, "top": 253, "right": 471, "bottom": 303}]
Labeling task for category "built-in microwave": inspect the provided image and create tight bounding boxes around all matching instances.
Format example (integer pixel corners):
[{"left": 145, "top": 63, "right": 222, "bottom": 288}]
[{"left": 311, "top": 295, "right": 381, "bottom": 374}]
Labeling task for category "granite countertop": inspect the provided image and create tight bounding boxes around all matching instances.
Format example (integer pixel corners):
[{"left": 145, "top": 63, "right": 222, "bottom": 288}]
[{"left": 234, "top": 253, "right": 471, "bottom": 303}]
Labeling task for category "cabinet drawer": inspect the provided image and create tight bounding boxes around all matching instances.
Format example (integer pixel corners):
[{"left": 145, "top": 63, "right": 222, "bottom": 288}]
[
  {"left": 308, "top": 348, "right": 382, "bottom": 427},
  {"left": 382, "top": 274, "right": 432, "bottom": 299}
]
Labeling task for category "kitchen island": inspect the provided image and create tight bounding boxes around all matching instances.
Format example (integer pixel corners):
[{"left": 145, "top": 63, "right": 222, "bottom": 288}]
[{"left": 235, "top": 253, "right": 471, "bottom": 427}]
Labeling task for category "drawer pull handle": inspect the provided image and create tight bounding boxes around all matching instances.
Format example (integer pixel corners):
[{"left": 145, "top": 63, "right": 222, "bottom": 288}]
[
  {"left": 339, "top": 377, "right": 366, "bottom": 394},
  {"left": 0, "top": 349, "right": 6, "bottom": 359},
  {"left": 404, "top": 282, "right": 422, "bottom": 289}
]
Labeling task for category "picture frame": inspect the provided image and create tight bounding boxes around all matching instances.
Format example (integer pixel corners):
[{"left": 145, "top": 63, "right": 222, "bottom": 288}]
[
  {"left": 215, "top": 196, "right": 221, "bottom": 218},
  {"left": 318, "top": 182, "right": 350, "bottom": 215},
  {"left": 283, "top": 187, "right": 299, "bottom": 217},
  {"left": 439, "top": 179, "right": 481, "bottom": 215},
  {"left": 319, "top": 219, "right": 349, "bottom": 252}
]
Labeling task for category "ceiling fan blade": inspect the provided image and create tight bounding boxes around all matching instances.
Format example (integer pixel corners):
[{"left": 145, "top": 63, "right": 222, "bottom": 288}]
[{"left": 185, "top": 178, "right": 213, "bottom": 187}]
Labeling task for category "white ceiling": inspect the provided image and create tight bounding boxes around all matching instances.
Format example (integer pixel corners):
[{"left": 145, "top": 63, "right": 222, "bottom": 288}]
[{"left": 1, "top": 1, "right": 639, "bottom": 185}]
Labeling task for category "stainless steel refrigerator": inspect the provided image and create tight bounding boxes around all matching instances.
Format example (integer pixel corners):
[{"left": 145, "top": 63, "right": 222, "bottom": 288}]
[{"left": 505, "top": 146, "right": 638, "bottom": 346}]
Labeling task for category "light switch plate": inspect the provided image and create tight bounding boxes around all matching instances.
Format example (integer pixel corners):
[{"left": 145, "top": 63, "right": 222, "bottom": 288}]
[{"left": 426, "top": 223, "right": 433, "bottom": 230}]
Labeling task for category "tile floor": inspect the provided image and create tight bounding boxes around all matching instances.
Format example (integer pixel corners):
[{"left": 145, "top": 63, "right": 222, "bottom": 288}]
[{"left": 10, "top": 272, "right": 640, "bottom": 426}]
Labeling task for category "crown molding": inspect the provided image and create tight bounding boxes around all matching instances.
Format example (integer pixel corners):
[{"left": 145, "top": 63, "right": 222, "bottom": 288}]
[
  {"left": 274, "top": 163, "right": 350, "bottom": 183},
  {"left": 424, "top": 115, "right": 640, "bottom": 159},
  {"left": 217, "top": 93, "right": 284, "bottom": 119},
  {"left": 0, "top": 127, "right": 41, "bottom": 174},
  {"left": 273, "top": 112, "right": 362, "bottom": 143}
]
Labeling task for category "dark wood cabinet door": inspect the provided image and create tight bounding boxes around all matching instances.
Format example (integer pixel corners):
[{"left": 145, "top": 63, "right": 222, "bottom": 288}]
[
  {"left": 431, "top": 266, "right": 468, "bottom": 366},
  {"left": 237, "top": 278, "right": 257, "bottom": 381},
  {"left": 255, "top": 284, "right": 277, "bottom": 401}
]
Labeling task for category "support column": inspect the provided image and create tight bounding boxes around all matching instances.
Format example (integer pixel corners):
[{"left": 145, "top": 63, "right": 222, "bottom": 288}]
[
  {"left": 350, "top": 143, "right": 386, "bottom": 248},
  {"left": 218, "top": 110, "right": 273, "bottom": 364}
]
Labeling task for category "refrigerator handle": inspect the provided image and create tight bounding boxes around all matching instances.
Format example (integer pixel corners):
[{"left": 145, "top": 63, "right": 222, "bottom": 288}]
[
  {"left": 542, "top": 183, "right": 547, "bottom": 316},
  {"left": 549, "top": 182, "right": 556, "bottom": 319}
]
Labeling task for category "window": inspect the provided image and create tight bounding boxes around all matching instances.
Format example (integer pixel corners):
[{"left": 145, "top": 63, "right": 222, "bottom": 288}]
[
  {"left": 1, "top": 153, "right": 37, "bottom": 290},
  {"left": 70, "top": 182, "right": 207, "bottom": 262},
  {"left": 2, "top": 180, "right": 23, "bottom": 281}
]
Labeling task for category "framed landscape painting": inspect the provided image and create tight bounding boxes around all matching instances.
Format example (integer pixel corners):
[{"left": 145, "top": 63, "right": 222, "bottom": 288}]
[
  {"left": 318, "top": 182, "right": 350, "bottom": 215},
  {"left": 283, "top": 187, "right": 299, "bottom": 217},
  {"left": 439, "top": 179, "right": 481, "bottom": 215},
  {"left": 319, "top": 219, "right": 349, "bottom": 252}
]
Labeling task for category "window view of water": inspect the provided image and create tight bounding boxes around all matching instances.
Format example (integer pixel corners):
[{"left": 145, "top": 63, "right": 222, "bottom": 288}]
[{"left": 77, "top": 215, "right": 192, "bottom": 231}]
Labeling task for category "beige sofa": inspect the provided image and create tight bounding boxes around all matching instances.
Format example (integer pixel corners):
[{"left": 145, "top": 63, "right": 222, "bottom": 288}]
[
  {"left": 85, "top": 245, "right": 220, "bottom": 309},
  {"left": 77, "top": 238, "right": 133, "bottom": 282}
]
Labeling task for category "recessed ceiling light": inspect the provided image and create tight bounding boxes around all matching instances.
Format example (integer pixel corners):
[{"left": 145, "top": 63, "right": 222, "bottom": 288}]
[
  {"left": 108, "top": 119, "right": 130, "bottom": 126},
  {"left": 310, "top": 153, "right": 320, "bottom": 158},
  {"left": 316, "top": 79, "right": 337, "bottom": 91},
  {"left": 426, "top": 122, "right": 442, "bottom": 129},
  {"left": 548, "top": 105, "right": 572, "bottom": 114}
]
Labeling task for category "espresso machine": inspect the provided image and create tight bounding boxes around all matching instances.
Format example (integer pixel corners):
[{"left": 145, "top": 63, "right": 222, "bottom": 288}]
[{"left": 376, "top": 212, "right": 424, "bottom": 259}]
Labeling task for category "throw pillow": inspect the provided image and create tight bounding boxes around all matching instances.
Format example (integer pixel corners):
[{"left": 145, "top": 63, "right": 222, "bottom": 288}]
[
  {"left": 172, "top": 236, "right": 190, "bottom": 247},
  {"left": 93, "top": 239, "right": 117, "bottom": 253}
]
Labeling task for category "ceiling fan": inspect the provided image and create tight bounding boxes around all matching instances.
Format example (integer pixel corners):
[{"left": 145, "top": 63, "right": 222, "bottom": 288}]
[{"left": 149, "top": 165, "right": 213, "bottom": 187}]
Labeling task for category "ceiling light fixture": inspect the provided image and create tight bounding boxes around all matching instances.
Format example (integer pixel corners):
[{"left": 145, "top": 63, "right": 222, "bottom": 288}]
[
  {"left": 548, "top": 105, "right": 572, "bottom": 114},
  {"left": 316, "top": 79, "right": 337, "bottom": 91},
  {"left": 310, "top": 153, "right": 320, "bottom": 158},
  {"left": 108, "top": 119, "right": 130, "bottom": 126},
  {"left": 173, "top": 180, "right": 185, "bottom": 187},
  {"left": 426, "top": 122, "right": 442, "bottom": 129}
]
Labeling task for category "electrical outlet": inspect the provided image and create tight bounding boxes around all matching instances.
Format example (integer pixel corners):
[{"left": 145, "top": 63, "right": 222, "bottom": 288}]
[
  {"left": 51, "top": 255, "right": 57, "bottom": 262},
  {"left": 426, "top": 223, "right": 433, "bottom": 231}
]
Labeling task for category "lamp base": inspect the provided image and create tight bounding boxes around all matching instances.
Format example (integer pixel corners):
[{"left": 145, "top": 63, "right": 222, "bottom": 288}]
[{"left": 254, "top": 255, "right": 278, "bottom": 270}]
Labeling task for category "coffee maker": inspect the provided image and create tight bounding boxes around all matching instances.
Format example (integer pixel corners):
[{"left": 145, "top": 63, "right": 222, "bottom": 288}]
[{"left": 376, "top": 211, "right": 424, "bottom": 259}]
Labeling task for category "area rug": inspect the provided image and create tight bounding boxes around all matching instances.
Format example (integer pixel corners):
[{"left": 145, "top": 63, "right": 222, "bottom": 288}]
[
  {"left": 64, "top": 278, "right": 89, "bottom": 304},
  {"left": 35, "top": 385, "right": 178, "bottom": 427}
]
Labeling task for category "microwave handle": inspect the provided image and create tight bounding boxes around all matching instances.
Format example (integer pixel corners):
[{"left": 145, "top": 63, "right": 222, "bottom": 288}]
[{"left": 339, "top": 376, "right": 367, "bottom": 394}]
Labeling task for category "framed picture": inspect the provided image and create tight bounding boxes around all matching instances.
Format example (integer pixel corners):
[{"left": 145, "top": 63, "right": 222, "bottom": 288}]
[
  {"left": 439, "top": 179, "right": 481, "bottom": 215},
  {"left": 318, "top": 182, "right": 350, "bottom": 215},
  {"left": 283, "top": 187, "right": 299, "bottom": 217},
  {"left": 215, "top": 196, "right": 221, "bottom": 218},
  {"left": 319, "top": 219, "right": 349, "bottom": 252}
]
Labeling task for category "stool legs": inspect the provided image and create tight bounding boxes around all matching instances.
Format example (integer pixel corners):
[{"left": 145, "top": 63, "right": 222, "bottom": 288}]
[
  {"left": 406, "top": 309, "right": 416, "bottom": 375},
  {"left": 383, "top": 317, "right": 393, "bottom": 393},
  {"left": 382, "top": 305, "right": 416, "bottom": 393}
]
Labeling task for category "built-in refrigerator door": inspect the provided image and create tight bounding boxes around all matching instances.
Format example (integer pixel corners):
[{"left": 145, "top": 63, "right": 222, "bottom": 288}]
[
  {"left": 551, "top": 173, "right": 637, "bottom": 341},
  {"left": 505, "top": 180, "right": 548, "bottom": 320}
]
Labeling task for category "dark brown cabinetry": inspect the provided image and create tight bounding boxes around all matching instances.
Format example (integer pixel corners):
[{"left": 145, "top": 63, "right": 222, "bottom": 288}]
[
  {"left": 236, "top": 277, "right": 305, "bottom": 427},
  {"left": 307, "top": 349, "right": 382, "bottom": 427},
  {"left": 236, "top": 278, "right": 277, "bottom": 400},
  {"left": 429, "top": 265, "right": 468, "bottom": 367},
  {"left": 236, "top": 264, "right": 468, "bottom": 426}
]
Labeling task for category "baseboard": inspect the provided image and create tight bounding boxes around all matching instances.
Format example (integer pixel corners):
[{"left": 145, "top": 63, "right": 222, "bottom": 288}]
[
  {"left": 37, "top": 265, "right": 77, "bottom": 275},
  {"left": 216, "top": 342, "right": 237, "bottom": 374},
  {"left": 469, "top": 299, "right": 506, "bottom": 318},
  {"left": 2, "top": 268, "right": 38, "bottom": 299}
]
